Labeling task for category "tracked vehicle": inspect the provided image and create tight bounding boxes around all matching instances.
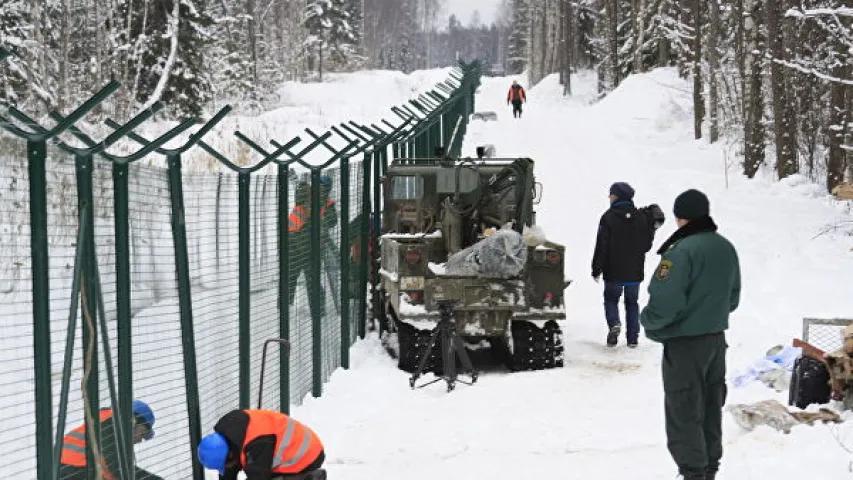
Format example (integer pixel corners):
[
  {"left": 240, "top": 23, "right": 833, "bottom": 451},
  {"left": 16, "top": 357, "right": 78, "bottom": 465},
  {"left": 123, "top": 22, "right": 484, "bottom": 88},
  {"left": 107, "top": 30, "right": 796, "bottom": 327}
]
[{"left": 372, "top": 152, "right": 571, "bottom": 372}]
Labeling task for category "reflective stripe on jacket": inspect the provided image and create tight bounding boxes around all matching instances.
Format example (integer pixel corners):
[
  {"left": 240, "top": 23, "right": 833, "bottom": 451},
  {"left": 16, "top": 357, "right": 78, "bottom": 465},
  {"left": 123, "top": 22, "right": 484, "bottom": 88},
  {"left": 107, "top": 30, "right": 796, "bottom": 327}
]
[
  {"left": 240, "top": 410, "right": 324, "bottom": 475},
  {"left": 60, "top": 410, "right": 117, "bottom": 480}
]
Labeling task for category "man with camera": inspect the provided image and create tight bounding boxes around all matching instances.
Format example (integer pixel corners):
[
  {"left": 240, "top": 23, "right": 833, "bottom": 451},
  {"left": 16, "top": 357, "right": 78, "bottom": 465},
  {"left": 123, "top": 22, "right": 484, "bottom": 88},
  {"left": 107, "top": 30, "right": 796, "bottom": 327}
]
[{"left": 591, "top": 182, "right": 657, "bottom": 348}]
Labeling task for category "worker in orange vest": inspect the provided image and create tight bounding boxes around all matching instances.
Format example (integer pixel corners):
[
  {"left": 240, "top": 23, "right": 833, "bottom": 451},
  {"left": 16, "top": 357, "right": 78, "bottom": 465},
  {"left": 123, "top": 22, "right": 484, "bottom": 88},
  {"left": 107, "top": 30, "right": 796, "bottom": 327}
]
[
  {"left": 198, "top": 409, "right": 326, "bottom": 480},
  {"left": 507, "top": 80, "right": 527, "bottom": 118},
  {"left": 287, "top": 176, "right": 337, "bottom": 319},
  {"left": 59, "top": 399, "right": 163, "bottom": 480}
]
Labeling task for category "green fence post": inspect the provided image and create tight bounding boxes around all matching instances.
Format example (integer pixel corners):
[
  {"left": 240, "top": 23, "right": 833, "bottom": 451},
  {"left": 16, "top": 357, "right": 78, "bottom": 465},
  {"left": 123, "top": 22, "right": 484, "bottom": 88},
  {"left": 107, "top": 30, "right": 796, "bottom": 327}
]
[
  {"left": 359, "top": 154, "right": 371, "bottom": 339},
  {"left": 53, "top": 204, "right": 88, "bottom": 480},
  {"left": 310, "top": 169, "right": 323, "bottom": 397},
  {"left": 74, "top": 154, "right": 100, "bottom": 480},
  {"left": 27, "top": 138, "right": 53, "bottom": 480},
  {"left": 166, "top": 154, "right": 205, "bottom": 480},
  {"left": 238, "top": 172, "right": 251, "bottom": 408},
  {"left": 112, "top": 161, "right": 135, "bottom": 480},
  {"left": 277, "top": 164, "right": 291, "bottom": 412},
  {"left": 339, "top": 157, "right": 351, "bottom": 367}
]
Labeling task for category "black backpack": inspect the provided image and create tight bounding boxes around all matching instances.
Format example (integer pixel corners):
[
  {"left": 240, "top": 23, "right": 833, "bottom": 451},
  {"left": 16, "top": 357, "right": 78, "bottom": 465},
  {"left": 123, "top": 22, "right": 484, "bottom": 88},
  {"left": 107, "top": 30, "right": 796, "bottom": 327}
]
[
  {"left": 639, "top": 203, "right": 665, "bottom": 231},
  {"left": 788, "top": 355, "right": 831, "bottom": 409}
]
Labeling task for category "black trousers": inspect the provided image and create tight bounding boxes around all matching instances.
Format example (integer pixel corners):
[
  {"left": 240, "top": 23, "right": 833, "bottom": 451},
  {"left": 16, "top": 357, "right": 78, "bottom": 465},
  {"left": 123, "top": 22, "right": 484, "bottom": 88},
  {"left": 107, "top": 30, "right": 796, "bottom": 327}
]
[
  {"left": 662, "top": 332, "right": 727, "bottom": 478},
  {"left": 287, "top": 235, "right": 325, "bottom": 320},
  {"left": 511, "top": 100, "right": 523, "bottom": 117}
]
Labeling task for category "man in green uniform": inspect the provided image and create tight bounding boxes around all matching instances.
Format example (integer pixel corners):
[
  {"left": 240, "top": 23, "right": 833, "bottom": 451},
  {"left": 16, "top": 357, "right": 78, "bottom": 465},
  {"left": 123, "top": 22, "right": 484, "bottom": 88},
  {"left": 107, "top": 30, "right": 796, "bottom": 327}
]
[{"left": 640, "top": 189, "right": 740, "bottom": 480}]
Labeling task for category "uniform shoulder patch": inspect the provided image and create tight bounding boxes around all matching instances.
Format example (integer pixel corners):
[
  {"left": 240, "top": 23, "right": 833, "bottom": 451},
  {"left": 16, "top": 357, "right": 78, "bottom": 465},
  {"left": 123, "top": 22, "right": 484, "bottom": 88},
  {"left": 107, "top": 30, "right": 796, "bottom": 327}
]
[{"left": 655, "top": 259, "right": 673, "bottom": 280}]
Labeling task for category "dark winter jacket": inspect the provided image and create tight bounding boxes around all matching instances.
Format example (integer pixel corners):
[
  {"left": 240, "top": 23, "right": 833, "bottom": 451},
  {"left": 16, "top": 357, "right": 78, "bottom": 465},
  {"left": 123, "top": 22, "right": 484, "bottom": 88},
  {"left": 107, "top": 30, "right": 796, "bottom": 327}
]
[
  {"left": 640, "top": 216, "right": 741, "bottom": 343},
  {"left": 591, "top": 201, "right": 654, "bottom": 283}
]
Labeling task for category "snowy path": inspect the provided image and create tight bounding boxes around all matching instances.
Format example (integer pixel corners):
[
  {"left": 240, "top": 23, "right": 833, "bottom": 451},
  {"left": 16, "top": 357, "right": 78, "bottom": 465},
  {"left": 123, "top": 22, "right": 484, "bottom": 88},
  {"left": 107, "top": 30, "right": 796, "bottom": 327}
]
[{"left": 286, "top": 70, "right": 853, "bottom": 480}]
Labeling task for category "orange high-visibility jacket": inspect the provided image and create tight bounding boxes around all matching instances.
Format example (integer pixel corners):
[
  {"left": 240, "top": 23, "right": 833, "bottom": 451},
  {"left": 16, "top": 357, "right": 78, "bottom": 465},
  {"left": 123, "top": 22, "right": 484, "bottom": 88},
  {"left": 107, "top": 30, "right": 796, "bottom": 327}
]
[
  {"left": 240, "top": 410, "right": 324, "bottom": 475},
  {"left": 60, "top": 410, "right": 117, "bottom": 480},
  {"left": 288, "top": 199, "right": 335, "bottom": 233},
  {"left": 508, "top": 85, "right": 526, "bottom": 103}
]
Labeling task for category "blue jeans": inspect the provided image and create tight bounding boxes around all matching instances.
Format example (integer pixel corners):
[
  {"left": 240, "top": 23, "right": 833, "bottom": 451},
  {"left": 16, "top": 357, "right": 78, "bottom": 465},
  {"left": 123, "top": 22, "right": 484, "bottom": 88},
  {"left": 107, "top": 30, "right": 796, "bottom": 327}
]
[{"left": 604, "top": 282, "right": 640, "bottom": 343}]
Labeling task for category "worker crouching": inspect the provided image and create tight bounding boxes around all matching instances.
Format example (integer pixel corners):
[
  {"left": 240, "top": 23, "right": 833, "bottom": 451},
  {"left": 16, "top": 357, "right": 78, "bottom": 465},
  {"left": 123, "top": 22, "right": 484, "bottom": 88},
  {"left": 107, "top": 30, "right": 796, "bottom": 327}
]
[
  {"left": 59, "top": 399, "right": 162, "bottom": 480},
  {"left": 198, "top": 409, "right": 326, "bottom": 480}
]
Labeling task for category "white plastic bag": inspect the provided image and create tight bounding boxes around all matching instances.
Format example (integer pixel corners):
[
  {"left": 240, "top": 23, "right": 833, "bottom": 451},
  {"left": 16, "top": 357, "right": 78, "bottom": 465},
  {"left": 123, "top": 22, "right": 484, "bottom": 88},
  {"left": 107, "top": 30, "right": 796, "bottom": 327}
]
[{"left": 445, "top": 228, "right": 528, "bottom": 278}]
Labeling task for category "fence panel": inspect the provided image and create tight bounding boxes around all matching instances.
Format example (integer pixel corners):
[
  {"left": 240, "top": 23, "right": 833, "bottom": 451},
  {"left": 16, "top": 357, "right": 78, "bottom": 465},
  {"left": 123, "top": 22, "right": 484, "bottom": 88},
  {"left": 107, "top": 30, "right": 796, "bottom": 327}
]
[
  {"left": 128, "top": 163, "right": 191, "bottom": 479},
  {"left": 0, "top": 134, "right": 36, "bottom": 476},
  {"left": 318, "top": 165, "right": 343, "bottom": 384},
  {"left": 0, "top": 57, "right": 482, "bottom": 478},
  {"left": 347, "top": 159, "right": 365, "bottom": 346},
  {"left": 45, "top": 149, "right": 84, "bottom": 479},
  {"left": 287, "top": 169, "right": 318, "bottom": 404},
  {"left": 184, "top": 170, "right": 242, "bottom": 436},
  {"left": 250, "top": 173, "right": 283, "bottom": 410}
]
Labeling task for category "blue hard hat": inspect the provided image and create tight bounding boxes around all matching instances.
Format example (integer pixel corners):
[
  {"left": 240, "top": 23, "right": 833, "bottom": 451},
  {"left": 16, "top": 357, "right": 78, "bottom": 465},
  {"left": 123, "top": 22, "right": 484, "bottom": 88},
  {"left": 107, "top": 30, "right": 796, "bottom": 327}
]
[
  {"left": 132, "top": 400, "right": 155, "bottom": 440},
  {"left": 198, "top": 432, "right": 230, "bottom": 476},
  {"left": 319, "top": 176, "right": 332, "bottom": 185}
]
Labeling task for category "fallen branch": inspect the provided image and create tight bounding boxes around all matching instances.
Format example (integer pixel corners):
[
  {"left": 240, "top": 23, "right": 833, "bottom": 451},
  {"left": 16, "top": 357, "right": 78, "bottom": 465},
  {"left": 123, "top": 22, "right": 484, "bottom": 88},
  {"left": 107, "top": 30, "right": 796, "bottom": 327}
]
[{"left": 810, "top": 221, "right": 853, "bottom": 240}]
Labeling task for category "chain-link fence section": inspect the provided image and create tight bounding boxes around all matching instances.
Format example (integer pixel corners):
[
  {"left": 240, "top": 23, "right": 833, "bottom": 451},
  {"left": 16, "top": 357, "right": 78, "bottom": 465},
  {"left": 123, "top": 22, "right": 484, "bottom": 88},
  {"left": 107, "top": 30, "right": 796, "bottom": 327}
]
[
  {"left": 803, "top": 318, "right": 853, "bottom": 354},
  {"left": 0, "top": 56, "right": 482, "bottom": 480}
]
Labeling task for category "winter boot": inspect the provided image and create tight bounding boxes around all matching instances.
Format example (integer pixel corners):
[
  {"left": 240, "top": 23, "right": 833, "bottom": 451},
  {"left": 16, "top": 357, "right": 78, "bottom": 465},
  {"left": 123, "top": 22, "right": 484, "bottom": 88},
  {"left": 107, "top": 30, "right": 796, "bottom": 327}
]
[
  {"left": 606, "top": 325, "right": 620, "bottom": 347},
  {"left": 627, "top": 340, "right": 638, "bottom": 349}
]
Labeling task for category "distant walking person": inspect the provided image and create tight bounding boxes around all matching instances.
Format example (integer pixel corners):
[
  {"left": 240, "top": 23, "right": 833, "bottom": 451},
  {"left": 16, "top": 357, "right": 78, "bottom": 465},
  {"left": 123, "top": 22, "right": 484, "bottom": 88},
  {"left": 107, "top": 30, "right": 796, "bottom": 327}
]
[
  {"left": 640, "top": 189, "right": 741, "bottom": 480},
  {"left": 507, "top": 80, "right": 527, "bottom": 118},
  {"left": 591, "top": 182, "right": 654, "bottom": 348}
]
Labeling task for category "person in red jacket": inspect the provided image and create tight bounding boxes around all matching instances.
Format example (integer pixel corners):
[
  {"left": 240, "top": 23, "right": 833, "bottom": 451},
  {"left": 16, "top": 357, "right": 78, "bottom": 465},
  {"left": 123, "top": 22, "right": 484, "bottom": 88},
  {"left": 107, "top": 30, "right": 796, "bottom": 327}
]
[
  {"left": 198, "top": 409, "right": 326, "bottom": 480},
  {"left": 507, "top": 80, "right": 527, "bottom": 118}
]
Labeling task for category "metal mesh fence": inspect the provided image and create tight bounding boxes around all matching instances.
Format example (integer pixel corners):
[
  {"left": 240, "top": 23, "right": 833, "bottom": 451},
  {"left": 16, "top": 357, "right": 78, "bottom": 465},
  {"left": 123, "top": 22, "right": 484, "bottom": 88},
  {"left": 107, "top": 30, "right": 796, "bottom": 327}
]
[
  {"left": 45, "top": 149, "right": 85, "bottom": 479},
  {"left": 0, "top": 59, "right": 480, "bottom": 480},
  {"left": 127, "top": 163, "right": 190, "bottom": 479},
  {"left": 803, "top": 318, "right": 853, "bottom": 354},
  {"left": 249, "top": 173, "right": 283, "bottom": 410},
  {"left": 288, "top": 169, "right": 318, "bottom": 405},
  {"left": 184, "top": 170, "right": 242, "bottom": 455},
  {"left": 348, "top": 160, "right": 365, "bottom": 346},
  {"left": 0, "top": 135, "right": 36, "bottom": 475},
  {"left": 319, "top": 166, "right": 343, "bottom": 385}
]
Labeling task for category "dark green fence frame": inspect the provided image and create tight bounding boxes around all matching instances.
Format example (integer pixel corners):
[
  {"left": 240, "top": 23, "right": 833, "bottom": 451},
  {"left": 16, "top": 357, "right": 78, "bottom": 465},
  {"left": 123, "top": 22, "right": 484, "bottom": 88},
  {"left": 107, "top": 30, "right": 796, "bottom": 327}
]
[{"left": 0, "top": 47, "right": 482, "bottom": 480}]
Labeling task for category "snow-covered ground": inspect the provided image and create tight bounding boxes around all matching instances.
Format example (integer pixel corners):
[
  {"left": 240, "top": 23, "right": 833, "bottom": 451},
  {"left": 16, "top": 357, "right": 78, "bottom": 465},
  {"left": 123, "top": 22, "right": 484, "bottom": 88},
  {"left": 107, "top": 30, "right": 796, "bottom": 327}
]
[
  {"left": 5, "top": 65, "right": 853, "bottom": 479},
  {"left": 280, "top": 69, "right": 853, "bottom": 479}
]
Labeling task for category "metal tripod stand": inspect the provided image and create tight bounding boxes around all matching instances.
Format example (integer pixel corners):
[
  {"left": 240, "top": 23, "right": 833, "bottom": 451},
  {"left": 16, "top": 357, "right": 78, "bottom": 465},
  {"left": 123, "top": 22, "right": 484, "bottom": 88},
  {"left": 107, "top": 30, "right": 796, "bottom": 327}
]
[{"left": 409, "top": 300, "right": 479, "bottom": 392}]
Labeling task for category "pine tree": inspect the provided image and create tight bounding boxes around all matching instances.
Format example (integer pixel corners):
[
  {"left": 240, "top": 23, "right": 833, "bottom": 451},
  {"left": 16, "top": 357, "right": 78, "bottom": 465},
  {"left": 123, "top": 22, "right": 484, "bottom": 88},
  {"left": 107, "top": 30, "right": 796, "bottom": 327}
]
[
  {"left": 396, "top": 0, "right": 420, "bottom": 72},
  {"left": 0, "top": 1, "right": 31, "bottom": 106},
  {"left": 207, "top": 0, "right": 255, "bottom": 104},
  {"left": 131, "top": 0, "right": 214, "bottom": 118},
  {"left": 303, "top": 0, "right": 359, "bottom": 80},
  {"left": 507, "top": 0, "right": 529, "bottom": 74},
  {"left": 343, "top": 0, "right": 364, "bottom": 52}
]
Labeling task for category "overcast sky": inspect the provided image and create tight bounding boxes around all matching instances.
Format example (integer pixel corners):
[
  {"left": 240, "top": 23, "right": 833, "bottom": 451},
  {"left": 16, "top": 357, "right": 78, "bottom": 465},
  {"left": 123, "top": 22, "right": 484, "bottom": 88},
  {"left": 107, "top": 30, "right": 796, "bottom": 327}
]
[{"left": 440, "top": 0, "right": 503, "bottom": 26}]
